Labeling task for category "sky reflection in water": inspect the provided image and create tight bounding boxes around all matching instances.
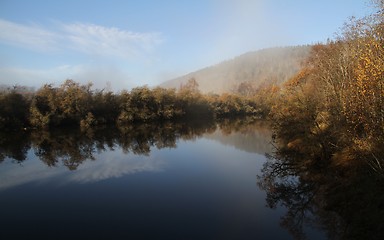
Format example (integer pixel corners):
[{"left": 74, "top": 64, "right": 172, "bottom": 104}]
[{"left": 0, "top": 121, "right": 322, "bottom": 239}]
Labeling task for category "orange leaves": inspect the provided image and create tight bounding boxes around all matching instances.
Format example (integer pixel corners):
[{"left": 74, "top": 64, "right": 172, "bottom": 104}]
[
  {"left": 284, "top": 67, "right": 313, "bottom": 88},
  {"left": 268, "top": 2, "right": 384, "bottom": 175}
]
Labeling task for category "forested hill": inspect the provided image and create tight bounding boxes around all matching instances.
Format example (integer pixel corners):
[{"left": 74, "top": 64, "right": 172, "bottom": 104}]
[{"left": 160, "top": 45, "right": 311, "bottom": 94}]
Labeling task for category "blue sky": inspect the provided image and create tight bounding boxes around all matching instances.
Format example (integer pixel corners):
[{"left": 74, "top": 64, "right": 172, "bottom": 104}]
[{"left": 0, "top": 0, "right": 372, "bottom": 91}]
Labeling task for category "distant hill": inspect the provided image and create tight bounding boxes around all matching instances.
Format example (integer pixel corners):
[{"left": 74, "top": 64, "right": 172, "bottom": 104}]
[{"left": 160, "top": 46, "right": 311, "bottom": 94}]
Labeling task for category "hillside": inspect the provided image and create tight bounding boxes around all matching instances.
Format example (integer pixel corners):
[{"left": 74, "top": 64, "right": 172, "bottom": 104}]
[{"left": 160, "top": 46, "right": 311, "bottom": 94}]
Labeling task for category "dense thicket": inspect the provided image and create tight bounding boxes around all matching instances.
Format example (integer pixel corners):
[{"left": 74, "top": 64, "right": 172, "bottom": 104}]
[
  {"left": 0, "top": 78, "right": 264, "bottom": 130},
  {"left": 268, "top": 1, "right": 384, "bottom": 174},
  {"left": 0, "top": 90, "right": 31, "bottom": 129},
  {"left": 257, "top": 4, "right": 384, "bottom": 239}
]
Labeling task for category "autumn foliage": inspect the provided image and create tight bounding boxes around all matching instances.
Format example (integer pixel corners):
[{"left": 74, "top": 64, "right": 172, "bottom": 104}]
[
  {"left": 269, "top": 2, "right": 384, "bottom": 174},
  {"left": 0, "top": 78, "right": 264, "bottom": 131}
]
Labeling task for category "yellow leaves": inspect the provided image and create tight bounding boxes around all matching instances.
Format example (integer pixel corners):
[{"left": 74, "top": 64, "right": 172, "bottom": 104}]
[
  {"left": 354, "top": 36, "right": 383, "bottom": 102},
  {"left": 267, "top": 3, "right": 384, "bottom": 176},
  {"left": 284, "top": 67, "right": 312, "bottom": 88}
]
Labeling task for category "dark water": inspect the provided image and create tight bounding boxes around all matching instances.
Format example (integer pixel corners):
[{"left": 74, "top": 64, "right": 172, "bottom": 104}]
[{"left": 0, "top": 120, "right": 327, "bottom": 239}]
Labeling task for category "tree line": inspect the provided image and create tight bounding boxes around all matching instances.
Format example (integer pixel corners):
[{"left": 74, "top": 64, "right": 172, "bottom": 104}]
[
  {"left": 0, "top": 78, "right": 264, "bottom": 130},
  {"left": 1, "top": 1, "right": 382, "bottom": 176},
  {"left": 257, "top": 3, "right": 384, "bottom": 239},
  {"left": 265, "top": 1, "right": 384, "bottom": 175}
]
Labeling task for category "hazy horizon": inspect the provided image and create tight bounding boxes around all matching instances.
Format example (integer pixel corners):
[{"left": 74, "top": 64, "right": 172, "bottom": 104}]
[{"left": 0, "top": 0, "right": 372, "bottom": 91}]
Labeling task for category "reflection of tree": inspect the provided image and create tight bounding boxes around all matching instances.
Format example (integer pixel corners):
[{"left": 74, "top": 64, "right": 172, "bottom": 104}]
[
  {"left": 258, "top": 147, "right": 384, "bottom": 240},
  {"left": 0, "top": 119, "right": 221, "bottom": 170},
  {"left": 1, "top": 118, "right": 269, "bottom": 169},
  {"left": 0, "top": 131, "right": 30, "bottom": 163},
  {"left": 31, "top": 129, "right": 96, "bottom": 170},
  {"left": 258, "top": 153, "right": 325, "bottom": 240},
  {"left": 117, "top": 120, "right": 216, "bottom": 155}
]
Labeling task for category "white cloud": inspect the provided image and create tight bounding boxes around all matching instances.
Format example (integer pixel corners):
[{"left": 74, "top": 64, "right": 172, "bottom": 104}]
[
  {"left": 0, "top": 18, "right": 163, "bottom": 59},
  {"left": 0, "top": 19, "right": 59, "bottom": 52},
  {"left": 0, "top": 19, "right": 163, "bottom": 88},
  {"left": 0, "top": 149, "right": 167, "bottom": 191},
  {"left": 67, "top": 151, "right": 166, "bottom": 184},
  {"left": 63, "top": 23, "right": 163, "bottom": 59}
]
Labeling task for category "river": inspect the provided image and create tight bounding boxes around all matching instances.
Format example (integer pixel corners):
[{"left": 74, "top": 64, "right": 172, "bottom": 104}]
[{"left": 0, "top": 119, "right": 328, "bottom": 239}]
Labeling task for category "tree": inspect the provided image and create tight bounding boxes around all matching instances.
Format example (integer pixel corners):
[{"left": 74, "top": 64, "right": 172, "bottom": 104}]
[
  {"left": 29, "top": 84, "right": 58, "bottom": 128},
  {"left": 0, "top": 90, "right": 30, "bottom": 129},
  {"left": 269, "top": 1, "right": 384, "bottom": 173},
  {"left": 57, "top": 80, "right": 92, "bottom": 125}
]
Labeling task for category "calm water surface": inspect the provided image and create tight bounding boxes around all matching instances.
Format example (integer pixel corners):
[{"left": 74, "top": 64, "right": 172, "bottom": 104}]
[{"left": 0, "top": 121, "right": 325, "bottom": 239}]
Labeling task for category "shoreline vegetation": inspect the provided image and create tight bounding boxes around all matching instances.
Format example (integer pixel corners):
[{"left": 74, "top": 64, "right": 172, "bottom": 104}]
[
  {"left": 268, "top": 1, "right": 384, "bottom": 176},
  {"left": 257, "top": 2, "right": 384, "bottom": 239},
  {"left": 0, "top": 2, "right": 383, "bottom": 239},
  {"left": 1, "top": 2, "right": 383, "bottom": 176},
  {"left": 0, "top": 78, "right": 266, "bottom": 130}
]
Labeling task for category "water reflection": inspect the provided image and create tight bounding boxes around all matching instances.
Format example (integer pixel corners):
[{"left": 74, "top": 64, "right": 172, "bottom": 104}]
[
  {"left": 0, "top": 131, "right": 30, "bottom": 163},
  {"left": 0, "top": 118, "right": 272, "bottom": 190},
  {"left": 0, "top": 118, "right": 272, "bottom": 170},
  {"left": 1, "top": 118, "right": 294, "bottom": 240},
  {"left": 207, "top": 118, "right": 273, "bottom": 154},
  {"left": 258, "top": 143, "right": 384, "bottom": 240},
  {"left": 0, "top": 121, "right": 211, "bottom": 168}
]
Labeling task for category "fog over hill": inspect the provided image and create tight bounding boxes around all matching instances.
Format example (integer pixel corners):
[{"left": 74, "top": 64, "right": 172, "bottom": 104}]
[{"left": 160, "top": 46, "right": 311, "bottom": 94}]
